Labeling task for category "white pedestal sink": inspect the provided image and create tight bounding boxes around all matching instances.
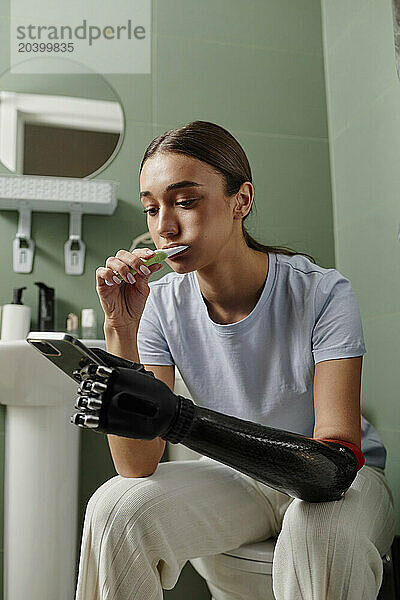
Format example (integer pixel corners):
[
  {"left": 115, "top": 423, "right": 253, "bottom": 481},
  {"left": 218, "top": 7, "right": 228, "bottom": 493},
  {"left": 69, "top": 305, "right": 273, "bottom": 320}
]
[{"left": 0, "top": 337, "right": 105, "bottom": 600}]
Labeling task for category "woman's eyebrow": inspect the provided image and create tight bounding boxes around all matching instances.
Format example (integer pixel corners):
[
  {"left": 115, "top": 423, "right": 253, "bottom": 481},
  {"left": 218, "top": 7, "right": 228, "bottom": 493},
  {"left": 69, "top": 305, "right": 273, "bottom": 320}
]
[{"left": 140, "top": 180, "right": 203, "bottom": 198}]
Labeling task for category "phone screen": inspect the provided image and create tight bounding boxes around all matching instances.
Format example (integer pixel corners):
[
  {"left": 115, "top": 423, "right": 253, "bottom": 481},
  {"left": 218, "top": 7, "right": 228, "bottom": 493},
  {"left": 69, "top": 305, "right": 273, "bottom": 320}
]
[
  {"left": 28, "top": 339, "right": 62, "bottom": 356},
  {"left": 27, "top": 334, "right": 104, "bottom": 383}
]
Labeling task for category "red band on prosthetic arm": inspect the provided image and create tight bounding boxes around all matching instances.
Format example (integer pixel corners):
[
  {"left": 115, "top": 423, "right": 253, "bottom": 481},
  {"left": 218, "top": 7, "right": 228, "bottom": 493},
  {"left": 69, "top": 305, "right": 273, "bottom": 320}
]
[{"left": 317, "top": 438, "right": 365, "bottom": 470}]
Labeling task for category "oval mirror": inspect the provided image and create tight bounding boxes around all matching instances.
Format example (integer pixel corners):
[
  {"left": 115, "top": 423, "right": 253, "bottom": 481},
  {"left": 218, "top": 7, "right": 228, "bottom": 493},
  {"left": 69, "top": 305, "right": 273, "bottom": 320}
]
[{"left": 0, "top": 56, "right": 124, "bottom": 178}]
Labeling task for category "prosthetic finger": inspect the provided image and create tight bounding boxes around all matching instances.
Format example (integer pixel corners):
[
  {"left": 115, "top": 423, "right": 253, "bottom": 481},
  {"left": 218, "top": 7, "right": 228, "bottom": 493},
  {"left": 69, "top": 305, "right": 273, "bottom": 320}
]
[{"left": 89, "top": 347, "right": 156, "bottom": 376}]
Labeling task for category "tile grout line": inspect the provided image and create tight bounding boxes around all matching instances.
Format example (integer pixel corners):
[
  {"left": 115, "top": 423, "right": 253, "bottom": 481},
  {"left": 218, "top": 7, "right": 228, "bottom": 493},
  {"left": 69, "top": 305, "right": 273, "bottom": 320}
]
[
  {"left": 149, "top": 124, "right": 328, "bottom": 144},
  {"left": 323, "top": 0, "right": 376, "bottom": 55},
  {"left": 151, "top": 0, "right": 158, "bottom": 137},
  {"left": 330, "top": 82, "right": 396, "bottom": 143},
  {"left": 320, "top": 0, "right": 338, "bottom": 264},
  {"left": 156, "top": 33, "right": 322, "bottom": 58}
]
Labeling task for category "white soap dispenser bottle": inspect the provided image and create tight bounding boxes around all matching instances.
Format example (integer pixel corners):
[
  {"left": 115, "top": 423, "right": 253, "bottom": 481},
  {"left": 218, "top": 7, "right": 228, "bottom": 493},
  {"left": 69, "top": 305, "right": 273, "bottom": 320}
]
[{"left": 0, "top": 286, "right": 32, "bottom": 340}]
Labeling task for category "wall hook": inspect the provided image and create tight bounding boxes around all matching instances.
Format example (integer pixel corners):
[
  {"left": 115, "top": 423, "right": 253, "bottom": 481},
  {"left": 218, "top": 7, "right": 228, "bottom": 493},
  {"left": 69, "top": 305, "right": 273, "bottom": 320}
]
[
  {"left": 64, "top": 205, "right": 86, "bottom": 275},
  {"left": 13, "top": 201, "right": 35, "bottom": 273}
]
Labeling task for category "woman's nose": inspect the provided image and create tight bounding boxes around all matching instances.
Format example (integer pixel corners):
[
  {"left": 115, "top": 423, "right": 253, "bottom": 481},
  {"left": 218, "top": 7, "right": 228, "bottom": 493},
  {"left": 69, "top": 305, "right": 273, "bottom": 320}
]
[{"left": 156, "top": 208, "right": 179, "bottom": 237}]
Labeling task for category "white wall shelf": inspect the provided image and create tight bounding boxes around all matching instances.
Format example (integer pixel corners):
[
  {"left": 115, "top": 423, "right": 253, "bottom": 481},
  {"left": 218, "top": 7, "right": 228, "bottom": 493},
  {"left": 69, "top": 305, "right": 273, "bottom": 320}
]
[{"left": 0, "top": 174, "right": 118, "bottom": 274}]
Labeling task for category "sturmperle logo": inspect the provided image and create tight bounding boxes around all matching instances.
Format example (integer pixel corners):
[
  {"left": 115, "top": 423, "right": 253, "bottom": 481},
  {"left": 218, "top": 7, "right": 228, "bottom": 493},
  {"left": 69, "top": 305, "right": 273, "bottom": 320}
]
[{"left": 10, "top": 0, "right": 151, "bottom": 74}]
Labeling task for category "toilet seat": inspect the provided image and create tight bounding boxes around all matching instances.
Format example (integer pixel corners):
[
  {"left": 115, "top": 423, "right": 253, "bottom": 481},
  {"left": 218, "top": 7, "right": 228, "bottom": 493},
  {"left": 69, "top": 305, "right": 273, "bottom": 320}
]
[
  {"left": 219, "top": 539, "right": 276, "bottom": 575},
  {"left": 219, "top": 537, "right": 393, "bottom": 581}
]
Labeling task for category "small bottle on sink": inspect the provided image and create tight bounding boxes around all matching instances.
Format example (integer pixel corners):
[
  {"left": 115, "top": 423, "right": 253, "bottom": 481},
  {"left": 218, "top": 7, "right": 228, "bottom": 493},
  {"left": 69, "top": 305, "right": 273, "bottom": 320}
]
[{"left": 81, "top": 308, "right": 97, "bottom": 339}]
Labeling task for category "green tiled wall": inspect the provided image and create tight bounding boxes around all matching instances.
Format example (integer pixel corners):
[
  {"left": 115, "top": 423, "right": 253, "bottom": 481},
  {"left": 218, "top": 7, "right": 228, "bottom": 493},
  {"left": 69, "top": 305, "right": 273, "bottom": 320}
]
[
  {"left": 322, "top": 0, "right": 400, "bottom": 531},
  {"left": 0, "top": 0, "right": 332, "bottom": 597}
]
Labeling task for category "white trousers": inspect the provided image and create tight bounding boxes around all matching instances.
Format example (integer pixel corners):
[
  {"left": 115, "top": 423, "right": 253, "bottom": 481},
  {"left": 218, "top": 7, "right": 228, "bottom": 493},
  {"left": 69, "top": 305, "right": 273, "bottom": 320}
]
[{"left": 74, "top": 456, "right": 396, "bottom": 600}]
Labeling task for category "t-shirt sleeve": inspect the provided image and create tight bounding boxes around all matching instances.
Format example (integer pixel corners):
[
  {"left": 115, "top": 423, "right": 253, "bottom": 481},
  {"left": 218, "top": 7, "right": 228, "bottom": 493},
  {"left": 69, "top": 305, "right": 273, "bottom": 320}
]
[
  {"left": 137, "top": 289, "right": 175, "bottom": 366},
  {"left": 312, "top": 270, "right": 366, "bottom": 364}
]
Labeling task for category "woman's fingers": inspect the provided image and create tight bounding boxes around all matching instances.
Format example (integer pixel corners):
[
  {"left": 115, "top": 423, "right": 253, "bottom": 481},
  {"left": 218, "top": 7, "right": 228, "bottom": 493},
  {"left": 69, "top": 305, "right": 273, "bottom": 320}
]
[
  {"left": 97, "top": 253, "right": 163, "bottom": 287},
  {"left": 104, "top": 257, "right": 137, "bottom": 284},
  {"left": 108, "top": 249, "right": 156, "bottom": 281},
  {"left": 96, "top": 266, "right": 122, "bottom": 286}
]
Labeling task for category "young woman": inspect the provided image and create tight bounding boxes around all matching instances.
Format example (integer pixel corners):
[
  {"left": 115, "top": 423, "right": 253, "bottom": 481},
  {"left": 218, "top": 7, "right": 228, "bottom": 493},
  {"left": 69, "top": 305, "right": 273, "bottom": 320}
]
[{"left": 75, "top": 121, "right": 395, "bottom": 600}]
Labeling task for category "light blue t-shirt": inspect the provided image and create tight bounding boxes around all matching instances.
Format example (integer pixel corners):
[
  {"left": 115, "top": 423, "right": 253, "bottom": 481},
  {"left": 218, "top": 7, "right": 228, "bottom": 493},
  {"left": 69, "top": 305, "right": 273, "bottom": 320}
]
[{"left": 137, "top": 252, "right": 386, "bottom": 469}]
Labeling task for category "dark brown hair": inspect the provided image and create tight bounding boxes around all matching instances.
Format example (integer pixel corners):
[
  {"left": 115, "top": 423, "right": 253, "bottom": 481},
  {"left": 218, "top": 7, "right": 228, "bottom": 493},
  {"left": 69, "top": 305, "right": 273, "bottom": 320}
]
[{"left": 139, "top": 121, "right": 316, "bottom": 264}]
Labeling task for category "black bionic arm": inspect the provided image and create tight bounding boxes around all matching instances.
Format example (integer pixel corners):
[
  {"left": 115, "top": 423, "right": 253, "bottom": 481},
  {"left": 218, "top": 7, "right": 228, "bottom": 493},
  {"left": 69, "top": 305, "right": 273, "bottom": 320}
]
[
  {"left": 71, "top": 350, "right": 362, "bottom": 503},
  {"left": 164, "top": 396, "right": 359, "bottom": 502}
]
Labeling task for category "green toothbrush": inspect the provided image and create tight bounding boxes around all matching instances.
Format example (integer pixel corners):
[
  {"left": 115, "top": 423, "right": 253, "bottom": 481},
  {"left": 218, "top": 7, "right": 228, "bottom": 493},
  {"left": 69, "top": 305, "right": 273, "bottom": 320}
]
[{"left": 115, "top": 245, "right": 189, "bottom": 280}]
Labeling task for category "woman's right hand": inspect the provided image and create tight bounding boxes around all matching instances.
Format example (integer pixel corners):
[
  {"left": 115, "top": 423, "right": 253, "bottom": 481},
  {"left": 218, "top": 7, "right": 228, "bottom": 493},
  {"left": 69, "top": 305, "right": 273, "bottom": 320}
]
[{"left": 96, "top": 248, "right": 163, "bottom": 329}]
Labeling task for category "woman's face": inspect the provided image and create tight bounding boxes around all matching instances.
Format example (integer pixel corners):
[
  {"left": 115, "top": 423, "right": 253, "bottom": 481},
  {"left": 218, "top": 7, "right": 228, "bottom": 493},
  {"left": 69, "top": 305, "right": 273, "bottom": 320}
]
[{"left": 139, "top": 152, "right": 239, "bottom": 273}]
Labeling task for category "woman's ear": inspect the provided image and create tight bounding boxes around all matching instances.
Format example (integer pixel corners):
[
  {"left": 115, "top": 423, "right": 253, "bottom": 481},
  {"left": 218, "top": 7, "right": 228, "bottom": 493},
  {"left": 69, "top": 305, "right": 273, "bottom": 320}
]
[{"left": 233, "top": 182, "right": 254, "bottom": 219}]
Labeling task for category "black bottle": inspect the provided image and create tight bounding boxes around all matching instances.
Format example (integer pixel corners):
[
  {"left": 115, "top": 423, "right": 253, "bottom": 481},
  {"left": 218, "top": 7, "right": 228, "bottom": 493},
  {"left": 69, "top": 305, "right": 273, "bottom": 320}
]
[{"left": 34, "top": 282, "right": 55, "bottom": 331}]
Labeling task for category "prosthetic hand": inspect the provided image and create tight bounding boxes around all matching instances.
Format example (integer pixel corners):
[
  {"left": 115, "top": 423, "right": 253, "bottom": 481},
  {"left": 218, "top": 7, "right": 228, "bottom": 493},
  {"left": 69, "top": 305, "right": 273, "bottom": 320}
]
[{"left": 71, "top": 349, "right": 364, "bottom": 503}]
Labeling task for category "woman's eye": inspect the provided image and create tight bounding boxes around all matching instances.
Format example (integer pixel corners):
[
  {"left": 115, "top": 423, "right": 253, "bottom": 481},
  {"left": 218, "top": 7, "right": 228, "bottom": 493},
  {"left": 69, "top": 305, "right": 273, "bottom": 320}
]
[
  {"left": 176, "top": 199, "right": 196, "bottom": 207},
  {"left": 142, "top": 199, "right": 197, "bottom": 215}
]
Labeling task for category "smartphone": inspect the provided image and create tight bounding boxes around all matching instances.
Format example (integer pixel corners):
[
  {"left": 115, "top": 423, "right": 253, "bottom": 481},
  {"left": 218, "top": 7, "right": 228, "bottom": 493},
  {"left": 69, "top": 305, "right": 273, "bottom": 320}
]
[{"left": 26, "top": 332, "right": 106, "bottom": 383}]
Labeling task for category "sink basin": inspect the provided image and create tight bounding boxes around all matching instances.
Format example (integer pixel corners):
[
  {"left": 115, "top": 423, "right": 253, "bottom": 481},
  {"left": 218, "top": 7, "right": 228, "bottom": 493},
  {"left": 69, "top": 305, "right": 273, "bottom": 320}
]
[
  {"left": 0, "top": 338, "right": 106, "bottom": 406},
  {"left": 0, "top": 337, "right": 105, "bottom": 600}
]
